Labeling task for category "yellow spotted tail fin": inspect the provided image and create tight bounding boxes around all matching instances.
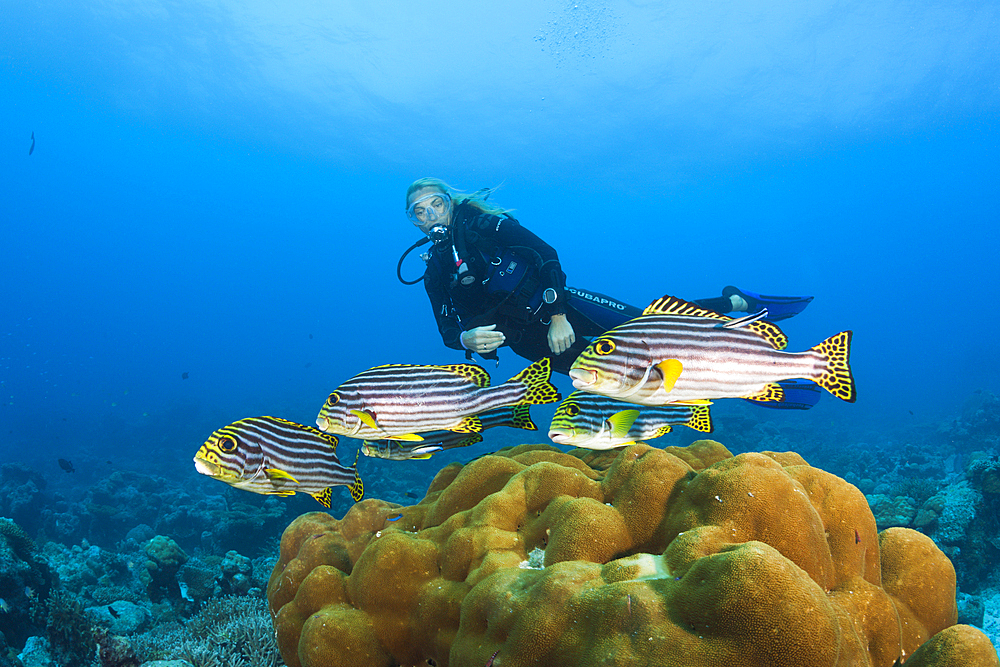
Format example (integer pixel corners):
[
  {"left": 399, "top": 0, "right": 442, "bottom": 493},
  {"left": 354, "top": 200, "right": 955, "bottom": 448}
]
[
  {"left": 686, "top": 404, "right": 713, "bottom": 433},
  {"left": 509, "top": 404, "right": 538, "bottom": 431},
  {"left": 349, "top": 448, "right": 364, "bottom": 502},
  {"left": 508, "top": 358, "right": 561, "bottom": 406},
  {"left": 812, "top": 331, "right": 856, "bottom": 402}
]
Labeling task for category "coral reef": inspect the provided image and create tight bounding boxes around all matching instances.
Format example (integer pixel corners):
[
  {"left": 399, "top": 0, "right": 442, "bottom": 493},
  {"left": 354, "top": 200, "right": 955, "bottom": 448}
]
[
  {"left": 31, "top": 589, "right": 96, "bottom": 666},
  {"left": 0, "top": 465, "right": 47, "bottom": 531},
  {"left": 0, "top": 463, "right": 302, "bottom": 558},
  {"left": 130, "top": 595, "right": 283, "bottom": 666},
  {"left": 0, "top": 517, "right": 55, "bottom": 650},
  {"left": 142, "top": 536, "right": 189, "bottom": 604},
  {"left": 267, "top": 441, "right": 997, "bottom": 667}
]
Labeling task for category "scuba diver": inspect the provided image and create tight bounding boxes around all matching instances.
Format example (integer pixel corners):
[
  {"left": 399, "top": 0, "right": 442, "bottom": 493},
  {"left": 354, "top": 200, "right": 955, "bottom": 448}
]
[{"left": 397, "top": 177, "right": 819, "bottom": 407}]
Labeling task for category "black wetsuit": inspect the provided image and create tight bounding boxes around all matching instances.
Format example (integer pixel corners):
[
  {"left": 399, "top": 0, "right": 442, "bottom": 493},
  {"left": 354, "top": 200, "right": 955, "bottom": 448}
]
[{"left": 423, "top": 202, "right": 609, "bottom": 374}]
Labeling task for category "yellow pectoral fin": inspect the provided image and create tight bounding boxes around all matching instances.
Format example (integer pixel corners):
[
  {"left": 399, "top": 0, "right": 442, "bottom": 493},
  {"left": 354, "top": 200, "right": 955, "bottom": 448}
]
[
  {"left": 606, "top": 410, "right": 640, "bottom": 438},
  {"left": 657, "top": 359, "right": 683, "bottom": 392},
  {"left": 350, "top": 409, "right": 381, "bottom": 432},
  {"left": 390, "top": 433, "right": 425, "bottom": 442},
  {"left": 265, "top": 468, "right": 300, "bottom": 484},
  {"left": 667, "top": 399, "right": 713, "bottom": 406}
]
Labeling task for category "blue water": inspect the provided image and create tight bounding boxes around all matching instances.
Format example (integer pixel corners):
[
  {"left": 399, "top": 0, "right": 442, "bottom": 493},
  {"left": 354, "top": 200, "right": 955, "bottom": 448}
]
[{"left": 2, "top": 1, "right": 999, "bottom": 489}]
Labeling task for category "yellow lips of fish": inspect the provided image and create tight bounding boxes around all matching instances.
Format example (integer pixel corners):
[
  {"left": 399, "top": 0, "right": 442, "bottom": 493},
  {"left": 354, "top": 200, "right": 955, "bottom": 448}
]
[{"left": 193, "top": 448, "right": 240, "bottom": 482}]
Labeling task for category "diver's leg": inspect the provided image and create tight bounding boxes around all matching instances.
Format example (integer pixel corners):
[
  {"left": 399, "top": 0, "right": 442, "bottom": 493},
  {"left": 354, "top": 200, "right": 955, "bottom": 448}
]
[
  {"left": 695, "top": 287, "right": 814, "bottom": 322},
  {"left": 692, "top": 295, "right": 739, "bottom": 315},
  {"left": 563, "top": 287, "right": 641, "bottom": 332}
]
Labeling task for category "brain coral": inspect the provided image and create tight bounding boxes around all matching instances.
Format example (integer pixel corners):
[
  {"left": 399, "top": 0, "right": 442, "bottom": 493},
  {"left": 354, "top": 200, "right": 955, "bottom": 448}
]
[{"left": 267, "top": 441, "right": 998, "bottom": 667}]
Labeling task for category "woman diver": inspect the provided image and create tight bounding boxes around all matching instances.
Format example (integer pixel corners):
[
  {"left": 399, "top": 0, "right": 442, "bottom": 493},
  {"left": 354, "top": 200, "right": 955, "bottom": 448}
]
[{"left": 399, "top": 177, "right": 814, "bottom": 377}]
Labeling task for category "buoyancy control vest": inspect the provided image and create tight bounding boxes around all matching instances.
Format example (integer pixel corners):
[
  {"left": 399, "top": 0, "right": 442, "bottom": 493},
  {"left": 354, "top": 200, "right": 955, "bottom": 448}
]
[{"left": 447, "top": 208, "right": 549, "bottom": 324}]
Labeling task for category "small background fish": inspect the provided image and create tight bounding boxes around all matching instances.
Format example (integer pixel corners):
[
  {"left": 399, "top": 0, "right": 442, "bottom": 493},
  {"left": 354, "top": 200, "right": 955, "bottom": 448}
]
[{"left": 549, "top": 391, "right": 712, "bottom": 449}]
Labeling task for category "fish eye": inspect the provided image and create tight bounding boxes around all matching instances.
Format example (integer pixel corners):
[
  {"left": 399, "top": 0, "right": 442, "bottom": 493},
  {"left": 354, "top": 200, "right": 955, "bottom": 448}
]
[
  {"left": 326, "top": 392, "right": 340, "bottom": 407},
  {"left": 219, "top": 435, "right": 238, "bottom": 453},
  {"left": 595, "top": 339, "right": 616, "bottom": 355},
  {"left": 566, "top": 404, "right": 581, "bottom": 417}
]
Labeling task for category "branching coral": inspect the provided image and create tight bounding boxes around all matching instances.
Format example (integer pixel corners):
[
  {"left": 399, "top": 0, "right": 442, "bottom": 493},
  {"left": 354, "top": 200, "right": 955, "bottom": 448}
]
[
  {"left": 148, "top": 595, "right": 285, "bottom": 667},
  {"left": 0, "top": 517, "right": 36, "bottom": 560},
  {"left": 267, "top": 442, "right": 997, "bottom": 667},
  {"left": 33, "top": 589, "right": 96, "bottom": 666}
]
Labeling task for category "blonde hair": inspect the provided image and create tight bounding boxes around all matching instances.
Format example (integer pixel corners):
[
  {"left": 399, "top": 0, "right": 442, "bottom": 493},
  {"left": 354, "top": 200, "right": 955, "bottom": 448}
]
[{"left": 405, "top": 177, "right": 512, "bottom": 216}]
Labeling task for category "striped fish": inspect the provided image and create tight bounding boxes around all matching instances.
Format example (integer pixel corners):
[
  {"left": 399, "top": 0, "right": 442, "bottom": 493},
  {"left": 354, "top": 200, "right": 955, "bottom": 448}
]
[
  {"left": 193, "top": 416, "right": 363, "bottom": 507},
  {"left": 548, "top": 391, "right": 712, "bottom": 450},
  {"left": 316, "top": 357, "right": 560, "bottom": 440},
  {"left": 362, "top": 404, "right": 537, "bottom": 460},
  {"left": 568, "top": 295, "right": 856, "bottom": 406}
]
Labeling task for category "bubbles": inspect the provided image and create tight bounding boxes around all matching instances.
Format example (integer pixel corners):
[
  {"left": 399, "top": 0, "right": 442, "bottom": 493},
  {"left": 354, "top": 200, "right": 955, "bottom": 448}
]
[{"left": 534, "top": 0, "right": 625, "bottom": 68}]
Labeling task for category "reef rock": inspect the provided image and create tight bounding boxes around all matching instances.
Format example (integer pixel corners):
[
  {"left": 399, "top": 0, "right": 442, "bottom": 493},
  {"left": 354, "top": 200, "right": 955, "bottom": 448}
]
[
  {"left": 85, "top": 600, "right": 152, "bottom": 635},
  {"left": 267, "top": 441, "right": 998, "bottom": 667}
]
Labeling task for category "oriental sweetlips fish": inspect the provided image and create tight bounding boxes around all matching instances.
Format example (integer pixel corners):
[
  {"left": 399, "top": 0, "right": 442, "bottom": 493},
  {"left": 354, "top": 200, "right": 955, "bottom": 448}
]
[
  {"left": 362, "top": 404, "right": 537, "bottom": 460},
  {"left": 569, "top": 295, "right": 856, "bottom": 406},
  {"left": 548, "top": 391, "right": 712, "bottom": 449},
  {"left": 193, "top": 416, "right": 363, "bottom": 507},
  {"left": 316, "top": 358, "right": 560, "bottom": 440}
]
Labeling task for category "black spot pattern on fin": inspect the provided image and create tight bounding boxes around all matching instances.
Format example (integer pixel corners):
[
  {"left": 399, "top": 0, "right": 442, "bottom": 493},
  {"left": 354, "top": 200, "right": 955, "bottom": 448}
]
[
  {"left": 511, "top": 358, "right": 561, "bottom": 405},
  {"left": 350, "top": 477, "right": 364, "bottom": 502},
  {"left": 688, "top": 405, "right": 714, "bottom": 433},
  {"left": 443, "top": 363, "right": 492, "bottom": 387},
  {"left": 510, "top": 404, "right": 537, "bottom": 431},
  {"left": 642, "top": 295, "right": 728, "bottom": 321},
  {"left": 814, "top": 331, "right": 856, "bottom": 402},
  {"left": 746, "top": 321, "right": 788, "bottom": 350},
  {"left": 312, "top": 488, "right": 333, "bottom": 508},
  {"left": 743, "top": 383, "right": 786, "bottom": 403},
  {"left": 454, "top": 415, "right": 484, "bottom": 434}
]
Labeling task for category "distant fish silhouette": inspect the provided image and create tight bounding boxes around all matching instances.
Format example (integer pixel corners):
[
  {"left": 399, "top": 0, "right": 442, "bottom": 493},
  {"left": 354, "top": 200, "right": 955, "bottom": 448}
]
[
  {"left": 29, "top": 132, "right": 35, "bottom": 156},
  {"left": 58, "top": 458, "right": 75, "bottom": 473},
  {"left": 181, "top": 372, "right": 189, "bottom": 380}
]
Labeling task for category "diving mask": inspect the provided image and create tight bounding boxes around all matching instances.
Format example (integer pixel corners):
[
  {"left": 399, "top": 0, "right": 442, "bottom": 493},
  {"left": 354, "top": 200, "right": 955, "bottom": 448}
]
[{"left": 407, "top": 191, "right": 452, "bottom": 225}]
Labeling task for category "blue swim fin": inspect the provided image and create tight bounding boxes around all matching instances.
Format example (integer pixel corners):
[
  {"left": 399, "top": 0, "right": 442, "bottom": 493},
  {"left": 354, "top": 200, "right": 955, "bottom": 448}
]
[
  {"left": 723, "top": 286, "right": 814, "bottom": 322},
  {"left": 744, "top": 379, "right": 822, "bottom": 410}
]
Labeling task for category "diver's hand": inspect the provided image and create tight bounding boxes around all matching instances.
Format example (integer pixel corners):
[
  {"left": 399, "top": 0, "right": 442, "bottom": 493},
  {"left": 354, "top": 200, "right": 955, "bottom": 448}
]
[
  {"left": 461, "top": 325, "right": 506, "bottom": 355},
  {"left": 547, "top": 314, "right": 576, "bottom": 355}
]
